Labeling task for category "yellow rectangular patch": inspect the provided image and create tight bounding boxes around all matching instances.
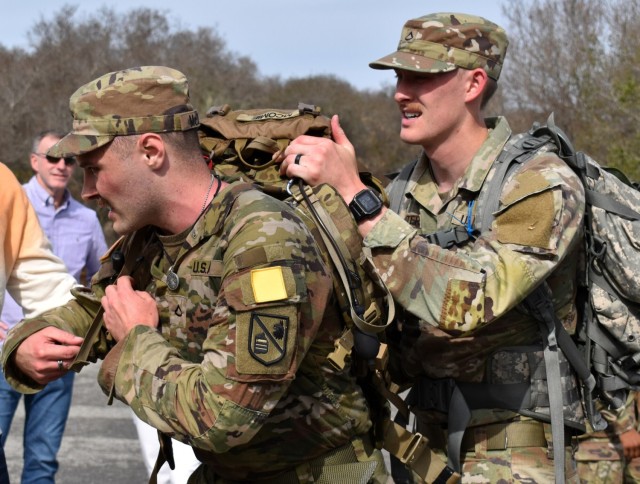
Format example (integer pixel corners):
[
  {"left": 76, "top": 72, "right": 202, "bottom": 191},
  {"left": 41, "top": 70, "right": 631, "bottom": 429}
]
[{"left": 251, "top": 266, "right": 288, "bottom": 303}]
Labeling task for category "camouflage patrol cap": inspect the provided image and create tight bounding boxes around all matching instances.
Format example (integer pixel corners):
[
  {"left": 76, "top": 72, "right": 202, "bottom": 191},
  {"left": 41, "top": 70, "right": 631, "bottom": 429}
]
[
  {"left": 369, "top": 12, "right": 509, "bottom": 80},
  {"left": 48, "top": 66, "right": 200, "bottom": 158}
]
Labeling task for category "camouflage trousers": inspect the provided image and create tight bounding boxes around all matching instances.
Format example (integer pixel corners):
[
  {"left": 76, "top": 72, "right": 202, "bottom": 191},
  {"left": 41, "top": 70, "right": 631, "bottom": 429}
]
[
  {"left": 425, "top": 445, "right": 579, "bottom": 483},
  {"left": 576, "top": 439, "right": 640, "bottom": 483},
  {"left": 416, "top": 419, "right": 579, "bottom": 483}
]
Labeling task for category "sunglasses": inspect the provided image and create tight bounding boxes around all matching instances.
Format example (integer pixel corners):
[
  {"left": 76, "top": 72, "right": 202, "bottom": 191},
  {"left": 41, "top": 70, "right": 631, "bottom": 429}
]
[{"left": 34, "top": 152, "right": 76, "bottom": 166}]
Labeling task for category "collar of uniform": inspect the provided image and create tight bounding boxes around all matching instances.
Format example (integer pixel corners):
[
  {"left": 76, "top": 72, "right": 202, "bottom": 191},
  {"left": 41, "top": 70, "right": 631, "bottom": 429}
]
[
  {"left": 410, "top": 116, "right": 512, "bottom": 211},
  {"left": 457, "top": 116, "right": 512, "bottom": 194},
  {"left": 183, "top": 180, "right": 256, "bottom": 249}
]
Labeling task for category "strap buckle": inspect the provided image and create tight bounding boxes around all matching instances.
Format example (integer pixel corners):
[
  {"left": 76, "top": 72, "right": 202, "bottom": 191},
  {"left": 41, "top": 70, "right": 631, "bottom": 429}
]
[
  {"left": 400, "top": 431, "right": 428, "bottom": 465},
  {"left": 327, "top": 329, "right": 354, "bottom": 371},
  {"left": 425, "top": 226, "right": 470, "bottom": 249}
]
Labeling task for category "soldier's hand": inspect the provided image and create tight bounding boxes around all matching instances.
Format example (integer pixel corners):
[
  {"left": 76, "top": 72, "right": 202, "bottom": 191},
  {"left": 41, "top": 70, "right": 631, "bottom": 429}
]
[
  {"left": 620, "top": 428, "right": 640, "bottom": 460},
  {"left": 280, "top": 115, "right": 367, "bottom": 204},
  {"left": 14, "top": 327, "right": 83, "bottom": 385},
  {"left": 102, "top": 276, "right": 158, "bottom": 342}
]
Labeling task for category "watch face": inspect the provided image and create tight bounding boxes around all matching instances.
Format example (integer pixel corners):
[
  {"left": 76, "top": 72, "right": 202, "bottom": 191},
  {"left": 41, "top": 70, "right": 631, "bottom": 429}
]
[{"left": 359, "top": 190, "right": 381, "bottom": 212}]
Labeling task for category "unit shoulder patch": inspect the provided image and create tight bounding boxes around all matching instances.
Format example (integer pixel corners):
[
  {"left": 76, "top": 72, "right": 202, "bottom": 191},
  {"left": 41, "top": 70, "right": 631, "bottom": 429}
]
[
  {"left": 248, "top": 312, "right": 289, "bottom": 365},
  {"left": 235, "top": 305, "right": 298, "bottom": 376}
]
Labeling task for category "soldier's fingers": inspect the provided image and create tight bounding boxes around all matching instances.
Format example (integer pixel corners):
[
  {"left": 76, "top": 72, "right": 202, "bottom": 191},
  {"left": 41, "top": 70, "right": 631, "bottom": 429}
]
[{"left": 115, "top": 276, "right": 135, "bottom": 291}]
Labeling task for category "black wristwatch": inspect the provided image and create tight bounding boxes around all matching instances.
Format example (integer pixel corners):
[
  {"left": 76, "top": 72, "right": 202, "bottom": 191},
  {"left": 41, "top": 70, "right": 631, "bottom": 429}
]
[{"left": 349, "top": 188, "right": 383, "bottom": 222}]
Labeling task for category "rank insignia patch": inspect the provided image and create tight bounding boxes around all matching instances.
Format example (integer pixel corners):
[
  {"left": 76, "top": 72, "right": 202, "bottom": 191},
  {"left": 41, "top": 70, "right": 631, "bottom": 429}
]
[
  {"left": 248, "top": 312, "right": 289, "bottom": 366},
  {"left": 251, "top": 266, "right": 288, "bottom": 303}
]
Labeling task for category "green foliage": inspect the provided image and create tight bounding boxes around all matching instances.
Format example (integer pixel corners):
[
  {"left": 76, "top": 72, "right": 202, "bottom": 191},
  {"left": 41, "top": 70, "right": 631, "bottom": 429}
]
[
  {"left": 6, "top": 1, "right": 638, "bottom": 234},
  {"left": 0, "top": 6, "right": 416, "bottom": 176}
]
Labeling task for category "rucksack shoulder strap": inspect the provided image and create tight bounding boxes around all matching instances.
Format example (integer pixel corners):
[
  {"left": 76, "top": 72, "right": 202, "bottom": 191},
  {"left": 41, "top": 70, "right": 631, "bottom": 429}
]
[
  {"left": 476, "top": 131, "right": 555, "bottom": 234},
  {"left": 388, "top": 158, "right": 419, "bottom": 214}
]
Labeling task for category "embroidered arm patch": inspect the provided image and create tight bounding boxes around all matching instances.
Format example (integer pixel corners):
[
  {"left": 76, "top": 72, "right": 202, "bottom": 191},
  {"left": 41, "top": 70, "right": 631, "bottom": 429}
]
[{"left": 236, "top": 305, "right": 298, "bottom": 375}]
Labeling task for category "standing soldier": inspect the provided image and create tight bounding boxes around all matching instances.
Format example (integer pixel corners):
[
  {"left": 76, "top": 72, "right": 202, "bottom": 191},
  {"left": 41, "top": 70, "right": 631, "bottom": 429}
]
[
  {"left": 281, "top": 12, "right": 586, "bottom": 483},
  {"left": 1, "top": 66, "right": 387, "bottom": 483}
]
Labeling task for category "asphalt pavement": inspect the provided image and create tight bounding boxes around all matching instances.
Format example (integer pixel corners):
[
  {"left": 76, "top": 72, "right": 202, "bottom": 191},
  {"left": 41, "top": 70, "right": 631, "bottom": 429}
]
[
  {"left": 5, "top": 362, "right": 398, "bottom": 483},
  {"left": 5, "top": 362, "right": 149, "bottom": 483}
]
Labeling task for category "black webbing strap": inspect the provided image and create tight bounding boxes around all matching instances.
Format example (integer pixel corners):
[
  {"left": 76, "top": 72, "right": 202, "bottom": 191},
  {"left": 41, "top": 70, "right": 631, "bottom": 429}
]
[
  {"left": 70, "top": 230, "right": 153, "bottom": 373},
  {"left": 408, "top": 378, "right": 532, "bottom": 475},
  {"left": 149, "top": 432, "right": 175, "bottom": 484}
]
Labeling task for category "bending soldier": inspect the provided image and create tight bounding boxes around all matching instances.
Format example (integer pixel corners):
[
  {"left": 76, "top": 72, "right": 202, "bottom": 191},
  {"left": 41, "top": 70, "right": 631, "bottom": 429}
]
[{"left": 1, "top": 66, "right": 387, "bottom": 483}]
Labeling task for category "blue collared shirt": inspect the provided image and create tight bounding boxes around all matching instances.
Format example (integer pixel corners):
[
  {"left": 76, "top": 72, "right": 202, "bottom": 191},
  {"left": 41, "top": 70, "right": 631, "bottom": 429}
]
[{"left": 1, "top": 176, "right": 108, "bottom": 327}]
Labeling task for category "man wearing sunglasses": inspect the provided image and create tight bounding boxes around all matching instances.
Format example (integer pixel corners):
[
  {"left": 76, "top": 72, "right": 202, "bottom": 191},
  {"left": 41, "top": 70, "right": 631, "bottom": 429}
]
[
  {"left": 0, "top": 130, "right": 108, "bottom": 484},
  {"left": 30, "top": 143, "right": 77, "bottom": 210}
]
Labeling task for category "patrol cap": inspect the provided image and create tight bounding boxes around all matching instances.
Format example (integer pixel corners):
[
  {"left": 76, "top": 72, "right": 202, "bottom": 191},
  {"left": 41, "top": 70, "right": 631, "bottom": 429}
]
[
  {"left": 369, "top": 12, "right": 509, "bottom": 81},
  {"left": 49, "top": 66, "right": 200, "bottom": 158}
]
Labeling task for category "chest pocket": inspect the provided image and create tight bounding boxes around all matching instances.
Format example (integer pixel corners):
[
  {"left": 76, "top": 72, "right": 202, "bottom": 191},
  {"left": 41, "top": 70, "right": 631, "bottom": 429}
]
[{"left": 155, "top": 257, "right": 223, "bottom": 363}]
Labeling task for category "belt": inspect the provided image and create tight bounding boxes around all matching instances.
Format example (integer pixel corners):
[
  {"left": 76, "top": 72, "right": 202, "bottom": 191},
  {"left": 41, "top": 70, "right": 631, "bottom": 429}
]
[
  {"left": 421, "top": 420, "right": 550, "bottom": 452},
  {"left": 202, "top": 435, "right": 382, "bottom": 484},
  {"left": 274, "top": 439, "right": 379, "bottom": 484}
]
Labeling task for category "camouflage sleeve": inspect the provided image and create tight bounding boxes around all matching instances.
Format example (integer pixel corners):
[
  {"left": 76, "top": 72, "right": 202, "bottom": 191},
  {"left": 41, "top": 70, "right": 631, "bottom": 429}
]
[
  {"left": 366, "top": 153, "right": 585, "bottom": 332},
  {"left": 100, "top": 190, "right": 333, "bottom": 453},
  {"left": 1, "top": 284, "right": 108, "bottom": 393}
]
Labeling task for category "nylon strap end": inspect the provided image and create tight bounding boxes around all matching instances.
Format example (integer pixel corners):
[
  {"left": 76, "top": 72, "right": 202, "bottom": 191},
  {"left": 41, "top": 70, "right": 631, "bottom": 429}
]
[
  {"left": 69, "top": 359, "right": 90, "bottom": 373},
  {"left": 382, "top": 419, "right": 460, "bottom": 484},
  {"left": 327, "top": 329, "right": 354, "bottom": 371}
]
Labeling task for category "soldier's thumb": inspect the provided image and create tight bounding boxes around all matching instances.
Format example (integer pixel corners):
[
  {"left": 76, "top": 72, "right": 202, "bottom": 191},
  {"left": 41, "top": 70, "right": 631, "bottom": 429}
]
[{"left": 331, "top": 115, "right": 351, "bottom": 148}]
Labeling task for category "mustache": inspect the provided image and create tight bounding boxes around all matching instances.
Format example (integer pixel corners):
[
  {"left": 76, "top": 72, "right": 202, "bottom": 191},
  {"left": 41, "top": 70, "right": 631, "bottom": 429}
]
[{"left": 400, "top": 102, "right": 423, "bottom": 112}]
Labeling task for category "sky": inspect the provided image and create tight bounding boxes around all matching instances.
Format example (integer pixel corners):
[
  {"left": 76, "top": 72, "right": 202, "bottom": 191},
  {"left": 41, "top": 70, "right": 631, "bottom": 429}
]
[{"left": 0, "top": 1, "right": 507, "bottom": 91}]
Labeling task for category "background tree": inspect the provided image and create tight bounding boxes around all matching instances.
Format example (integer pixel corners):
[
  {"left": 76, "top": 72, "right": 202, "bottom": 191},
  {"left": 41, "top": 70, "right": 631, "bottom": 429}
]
[
  {"left": 0, "top": 6, "right": 415, "bottom": 243},
  {"left": 2, "top": 1, "right": 639, "bottom": 242},
  {"left": 0, "top": 6, "right": 414, "bottom": 176},
  {"left": 501, "top": 0, "right": 640, "bottom": 179}
]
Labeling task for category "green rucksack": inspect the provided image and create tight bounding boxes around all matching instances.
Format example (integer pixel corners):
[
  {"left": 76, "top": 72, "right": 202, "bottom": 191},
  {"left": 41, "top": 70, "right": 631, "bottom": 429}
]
[
  {"left": 199, "top": 104, "right": 476, "bottom": 483},
  {"left": 198, "top": 102, "right": 395, "bottom": 373}
]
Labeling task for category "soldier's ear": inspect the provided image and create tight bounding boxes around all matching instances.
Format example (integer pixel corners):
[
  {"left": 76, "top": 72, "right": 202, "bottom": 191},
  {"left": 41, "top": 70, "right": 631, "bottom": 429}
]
[
  {"left": 465, "top": 68, "right": 488, "bottom": 105},
  {"left": 137, "top": 133, "right": 165, "bottom": 171}
]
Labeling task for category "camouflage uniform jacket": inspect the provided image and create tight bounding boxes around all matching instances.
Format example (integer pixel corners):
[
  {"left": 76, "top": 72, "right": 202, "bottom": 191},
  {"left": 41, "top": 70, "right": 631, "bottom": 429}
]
[
  {"left": 1, "top": 181, "right": 373, "bottom": 481},
  {"left": 371, "top": 117, "right": 586, "bottom": 427}
]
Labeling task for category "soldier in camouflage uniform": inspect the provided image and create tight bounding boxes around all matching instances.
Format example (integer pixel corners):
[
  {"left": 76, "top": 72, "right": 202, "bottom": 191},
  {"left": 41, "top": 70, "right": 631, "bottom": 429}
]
[
  {"left": 280, "top": 12, "right": 586, "bottom": 483},
  {"left": 1, "top": 66, "right": 387, "bottom": 483},
  {"left": 576, "top": 391, "right": 640, "bottom": 483}
]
